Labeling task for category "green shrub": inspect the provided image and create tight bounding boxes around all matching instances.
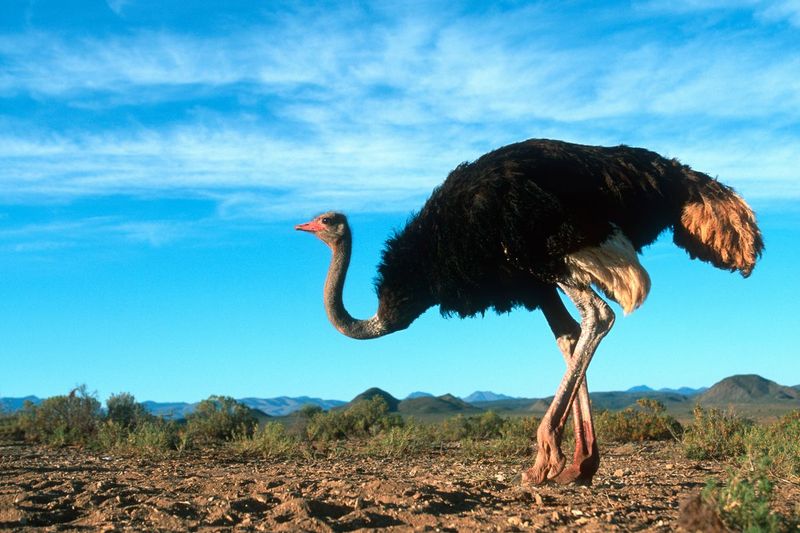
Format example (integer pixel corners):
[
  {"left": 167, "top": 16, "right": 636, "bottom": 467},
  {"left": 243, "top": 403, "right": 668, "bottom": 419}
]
[
  {"left": 16, "top": 386, "right": 102, "bottom": 446},
  {"left": 499, "top": 415, "right": 539, "bottom": 441},
  {"left": 365, "top": 422, "right": 439, "bottom": 457},
  {"left": 465, "top": 411, "right": 506, "bottom": 439},
  {"left": 436, "top": 411, "right": 514, "bottom": 441},
  {"left": 436, "top": 414, "right": 469, "bottom": 441},
  {"left": 686, "top": 410, "right": 800, "bottom": 531},
  {"left": 234, "top": 421, "right": 300, "bottom": 458},
  {"left": 306, "top": 396, "right": 403, "bottom": 442},
  {"left": 106, "top": 392, "right": 150, "bottom": 429},
  {"left": 131, "top": 420, "right": 183, "bottom": 452},
  {"left": 683, "top": 405, "right": 752, "bottom": 460},
  {"left": 742, "top": 410, "right": 800, "bottom": 484},
  {"left": 702, "top": 459, "right": 791, "bottom": 533},
  {"left": 185, "top": 395, "right": 258, "bottom": 443},
  {"left": 495, "top": 415, "right": 538, "bottom": 455},
  {"left": 96, "top": 419, "right": 128, "bottom": 449},
  {"left": 94, "top": 392, "right": 187, "bottom": 455},
  {"left": 346, "top": 396, "right": 404, "bottom": 436},
  {"left": 99, "top": 418, "right": 184, "bottom": 454},
  {"left": 595, "top": 399, "right": 682, "bottom": 442},
  {"left": 298, "top": 404, "right": 323, "bottom": 418},
  {"left": 305, "top": 408, "right": 350, "bottom": 442},
  {"left": 0, "top": 409, "right": 23, "bottom": 441}
]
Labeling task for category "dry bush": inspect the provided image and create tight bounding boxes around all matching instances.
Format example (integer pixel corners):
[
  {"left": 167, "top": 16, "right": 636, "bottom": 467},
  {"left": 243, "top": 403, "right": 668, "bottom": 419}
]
[
  {"left": 595, "top": 398, "right": 682, "bottom": 442},
  {"left": 15, "top": 385, "right": 102, "bottom": 446},
  {"left": 234, "top": 421, "right": 301, "bottom": 459},
  {"left": 683, "top": 405, "right": 752, "bottom": 460},
  {"left": 742, "top": 410, "right": 800, "bottom": 484},
  {"left": 305, "top": 396, "right": 403, "bottom": 442},
  {"left": 185, "top": 395, "right": 258, "bottom": 444},
  {"left": 694, "top": 410, "right": 800, "bottom": 532}
]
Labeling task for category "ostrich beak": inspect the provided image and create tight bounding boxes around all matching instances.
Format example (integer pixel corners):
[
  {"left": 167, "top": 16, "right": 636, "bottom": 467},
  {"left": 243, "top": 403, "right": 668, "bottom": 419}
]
[{"left": 295, "top": 220, "right": 324, "bottom": 233}]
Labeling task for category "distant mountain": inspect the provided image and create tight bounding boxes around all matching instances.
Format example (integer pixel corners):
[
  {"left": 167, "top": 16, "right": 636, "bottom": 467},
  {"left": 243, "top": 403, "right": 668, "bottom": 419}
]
[
  {"left": 350, "top": 387, "right": 400, "bottom": 412},
  {"left": 659, "top": 386, "right": 707, "bottom": 396},
  {"left": 4, "top": 375, "right": 796, "bottom": 420},
  {"left": 143, "top": 396, "right": 346, "bottom": 418},
  {"left": 588, "top": 390, "right": 690, "bottom": 411},
  {"left": 239, "top": 396, "right": 345, "bottom": 416},
  {"left": 0, "top": 396, "right": 41, "bottom": 412},
  {"left": 140, "top": 401, "right": 196, "bottom": 419},
  {"left": 529, "top": 398, "right": 552, "bottom": 413},
  {"left": 0, "top": 394, "right": 343, "bottom": 418},
  {"left": 399, "top": 394, "right": 480, "bottom": 415},
  {"left": 699, "top": 375, "right": 800, "bottom": 403},
  {"left": 462, "top": 391, "right": 516, "bottom": 403},
  {"left": 468, "top": 398, "right": 535, "bottom": 412}
]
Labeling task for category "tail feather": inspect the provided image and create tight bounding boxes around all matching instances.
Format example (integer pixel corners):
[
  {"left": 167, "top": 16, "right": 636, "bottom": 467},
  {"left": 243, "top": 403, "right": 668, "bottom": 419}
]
[{"left": 673, "top": 177, "right": 763, "bottom": 277}]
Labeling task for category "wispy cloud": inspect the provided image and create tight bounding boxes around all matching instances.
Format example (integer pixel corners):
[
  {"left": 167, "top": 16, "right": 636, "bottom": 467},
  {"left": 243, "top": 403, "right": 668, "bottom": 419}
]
[
  {"left": 1, "top": 1, "right": 798, "bottom": 238},
  {"left": 105, "top": 0, "right": 130, "bottom": 17},
  {"left": 635, "top": 0, "right": 800, "bottom": 27},
  {"left": 0, "top": 216, "right": 204, "bottom": 253}
]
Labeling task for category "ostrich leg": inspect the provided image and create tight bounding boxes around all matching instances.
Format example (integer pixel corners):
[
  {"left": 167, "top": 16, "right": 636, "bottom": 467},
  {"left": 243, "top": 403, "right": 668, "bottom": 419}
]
[
  {"left": 523, "top": 283, "right": 614, "bottom": 484},
  {"left": 539, "top": 289, "right": 600, "bottom": 485}
]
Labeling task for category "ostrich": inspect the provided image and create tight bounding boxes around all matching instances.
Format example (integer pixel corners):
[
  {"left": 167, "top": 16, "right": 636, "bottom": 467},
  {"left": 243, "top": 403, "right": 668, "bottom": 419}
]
[{"left": 295, "top": 139, "right": 763, "bottom": 485}]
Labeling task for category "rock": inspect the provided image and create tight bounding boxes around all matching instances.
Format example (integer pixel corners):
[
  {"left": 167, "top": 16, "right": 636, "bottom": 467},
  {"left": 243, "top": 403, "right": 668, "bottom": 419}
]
[{"left": 678, "top": 492, "right": 729, "bottom": 533}]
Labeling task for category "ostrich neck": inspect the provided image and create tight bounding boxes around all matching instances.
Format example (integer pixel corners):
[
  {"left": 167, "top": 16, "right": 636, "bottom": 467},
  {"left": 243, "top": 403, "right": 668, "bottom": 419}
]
[{"left": 324, "top": 238, "right": 388, "bottom": 339}]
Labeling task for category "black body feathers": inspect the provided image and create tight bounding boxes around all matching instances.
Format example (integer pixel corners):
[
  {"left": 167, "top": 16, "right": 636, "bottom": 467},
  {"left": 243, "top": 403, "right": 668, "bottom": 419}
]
[{"left": 374, "top": 139, "right": 761, "bottom": 330}]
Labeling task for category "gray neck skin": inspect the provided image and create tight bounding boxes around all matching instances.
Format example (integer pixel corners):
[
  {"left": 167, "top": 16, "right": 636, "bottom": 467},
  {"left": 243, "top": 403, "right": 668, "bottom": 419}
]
[{"left": 323, "top": 236, "right": 389, "bottom": 340}]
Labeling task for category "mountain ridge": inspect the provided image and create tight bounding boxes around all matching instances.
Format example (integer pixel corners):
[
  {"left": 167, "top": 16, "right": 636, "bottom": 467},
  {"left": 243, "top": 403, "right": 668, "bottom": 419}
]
[
  {"left": 698, "top": 374, "right": 799, "bottom": 403},
  {"left": 399, "top": 394, "right": 480, "bottom": 415},
  {"left": 462, "top": 391, "right": 516, "bottom": 403},
  {"left": 2, "top": 374, "right": 796, "bottom": 417}
]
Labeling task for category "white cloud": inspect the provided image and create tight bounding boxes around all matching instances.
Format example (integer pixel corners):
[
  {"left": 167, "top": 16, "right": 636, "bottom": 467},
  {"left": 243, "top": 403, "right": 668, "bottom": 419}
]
[
  {"left": 0, "top": 216, "right": 199, "bottom": 252},
  {"left": 1, "top": 2, "right": 798, "bottom": 223},
  {"left": 105, "top": 0, "right": 131, "bottom": 16},
  {"left": 757, "top": 0, "right": 800, "bottom": 26},
  {"left": 1, "top": 7, "right": 796, "bottom": 122}
]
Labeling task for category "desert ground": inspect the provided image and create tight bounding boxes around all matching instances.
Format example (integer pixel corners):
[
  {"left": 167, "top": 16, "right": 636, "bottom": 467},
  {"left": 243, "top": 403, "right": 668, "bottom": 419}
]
[{"left": 2, "top": 440, "right": 797, "bottom": 532}]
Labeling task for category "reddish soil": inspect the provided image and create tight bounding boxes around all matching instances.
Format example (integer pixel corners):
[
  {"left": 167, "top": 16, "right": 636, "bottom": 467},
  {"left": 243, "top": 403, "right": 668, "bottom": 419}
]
[{"left": 1, "top": 441, "right": 796, "bottom": 531}]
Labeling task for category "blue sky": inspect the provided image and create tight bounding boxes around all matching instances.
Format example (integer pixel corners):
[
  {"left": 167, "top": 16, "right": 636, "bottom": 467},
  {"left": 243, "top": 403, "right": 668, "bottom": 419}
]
[{"left": 1, "top": 0, "right": 799, "bottom": 403}]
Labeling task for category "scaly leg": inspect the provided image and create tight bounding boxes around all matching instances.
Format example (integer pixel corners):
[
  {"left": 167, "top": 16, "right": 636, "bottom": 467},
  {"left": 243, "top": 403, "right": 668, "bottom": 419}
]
[
  {"left": 523, "top": 283, "right": 614, "bottom": 485},
  {"left": 555, "top": 382, "right": 600, "bottom": 485},
  {"left": 539, "top": 289, "right": 600, "bottom": 485}
]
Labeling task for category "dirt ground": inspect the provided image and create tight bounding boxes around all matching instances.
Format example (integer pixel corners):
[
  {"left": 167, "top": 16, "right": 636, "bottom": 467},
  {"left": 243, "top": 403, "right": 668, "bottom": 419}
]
[{"left": 1, "top": 441, "right": 797, "bottom": 531}]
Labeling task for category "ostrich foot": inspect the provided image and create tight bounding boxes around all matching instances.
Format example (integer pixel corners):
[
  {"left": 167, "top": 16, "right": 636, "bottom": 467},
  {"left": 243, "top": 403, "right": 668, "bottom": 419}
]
[
  {"left": 521, "top": 438, "right": 566, "bottom": 485},
  {"left": 555, "top": 428, "right": 600, "bottom": 485}
]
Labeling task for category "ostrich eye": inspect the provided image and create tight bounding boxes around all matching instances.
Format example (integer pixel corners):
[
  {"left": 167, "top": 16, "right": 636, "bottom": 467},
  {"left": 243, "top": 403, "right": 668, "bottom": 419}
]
[{"left": 321, "top": 216, "right": 332, "bottom": 224}]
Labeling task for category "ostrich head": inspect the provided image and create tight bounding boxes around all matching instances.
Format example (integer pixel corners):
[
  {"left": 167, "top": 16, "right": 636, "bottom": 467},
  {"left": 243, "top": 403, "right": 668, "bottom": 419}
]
[
  {"left": 295, "top": 212, "right": 350, "bottom": 247},
  {"left": 295, "top": 210, "right": 388, "bottom": 339}
]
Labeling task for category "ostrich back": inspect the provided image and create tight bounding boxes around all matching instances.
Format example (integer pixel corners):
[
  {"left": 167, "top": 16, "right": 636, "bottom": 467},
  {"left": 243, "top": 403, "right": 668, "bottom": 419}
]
[{"left": 376, "top": 139, "right": 704, "bottom": 323}]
